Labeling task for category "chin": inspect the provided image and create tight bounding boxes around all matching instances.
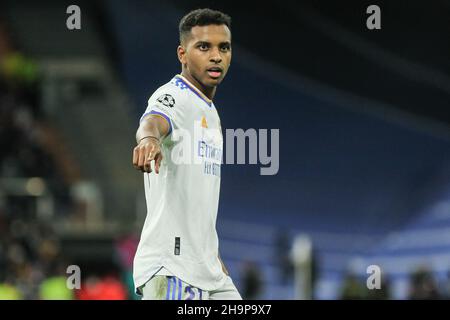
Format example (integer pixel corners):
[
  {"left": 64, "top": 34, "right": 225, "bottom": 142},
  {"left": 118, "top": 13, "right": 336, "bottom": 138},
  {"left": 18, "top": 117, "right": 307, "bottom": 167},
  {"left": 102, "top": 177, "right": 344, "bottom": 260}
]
[{"left": 207, "top": 77, "right": 222, "bottom": 86}]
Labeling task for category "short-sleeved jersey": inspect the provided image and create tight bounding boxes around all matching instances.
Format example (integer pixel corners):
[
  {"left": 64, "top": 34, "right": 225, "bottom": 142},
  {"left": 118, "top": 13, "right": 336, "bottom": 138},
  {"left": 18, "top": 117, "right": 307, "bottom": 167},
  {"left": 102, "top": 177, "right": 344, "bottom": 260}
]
[{"left": 133, "top": 74, "right": 227, "bottom": 293}]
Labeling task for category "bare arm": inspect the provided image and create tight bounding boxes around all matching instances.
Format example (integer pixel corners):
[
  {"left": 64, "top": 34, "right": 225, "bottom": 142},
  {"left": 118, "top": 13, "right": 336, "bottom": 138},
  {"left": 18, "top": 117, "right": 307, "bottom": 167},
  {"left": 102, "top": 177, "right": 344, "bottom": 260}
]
[
  {"left": 132, "top": 115, "right": 170, "bottom": 173},
  {"left": 219, "top": 254, "right": 230, "bottom": 276}
]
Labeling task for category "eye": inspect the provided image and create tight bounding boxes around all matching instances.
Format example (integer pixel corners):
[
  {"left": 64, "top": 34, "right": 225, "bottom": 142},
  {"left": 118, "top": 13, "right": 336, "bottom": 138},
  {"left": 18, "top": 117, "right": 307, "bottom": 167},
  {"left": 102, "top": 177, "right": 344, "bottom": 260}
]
[
  {"left": 220, "top": 45, "right": 231, "bottom": 52},
  {"left": 198, "top": 43, "right": 209, "bottom": 51}
]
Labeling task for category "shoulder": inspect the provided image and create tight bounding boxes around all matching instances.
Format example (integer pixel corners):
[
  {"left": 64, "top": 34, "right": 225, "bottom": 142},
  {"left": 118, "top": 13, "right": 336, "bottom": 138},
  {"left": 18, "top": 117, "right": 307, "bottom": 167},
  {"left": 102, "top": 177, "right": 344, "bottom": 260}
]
[{"left": 148, "top": 76, "right": 190, "bottom": 109}]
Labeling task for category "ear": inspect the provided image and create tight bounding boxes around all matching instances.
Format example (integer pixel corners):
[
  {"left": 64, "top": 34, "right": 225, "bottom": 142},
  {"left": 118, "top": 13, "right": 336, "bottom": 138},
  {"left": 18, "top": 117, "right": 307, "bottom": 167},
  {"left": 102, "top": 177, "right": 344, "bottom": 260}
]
[{"left": 177, "top": 45, "right": 186, "bottom": 64}]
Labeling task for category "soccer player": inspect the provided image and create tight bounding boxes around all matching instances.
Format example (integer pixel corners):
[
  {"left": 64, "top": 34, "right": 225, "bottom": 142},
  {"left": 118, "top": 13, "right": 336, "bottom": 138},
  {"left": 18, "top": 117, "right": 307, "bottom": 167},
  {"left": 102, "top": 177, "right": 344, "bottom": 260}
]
[{"left": 131, "top": 8, "right": 242, "bottom": 300}]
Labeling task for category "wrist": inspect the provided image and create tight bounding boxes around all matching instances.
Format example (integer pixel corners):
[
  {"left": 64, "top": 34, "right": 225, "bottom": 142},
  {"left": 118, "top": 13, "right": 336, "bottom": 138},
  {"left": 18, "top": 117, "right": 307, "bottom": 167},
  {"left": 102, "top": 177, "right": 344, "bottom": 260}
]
[{"left": 139, "top": 135, "right": 160, "bottom": 144}]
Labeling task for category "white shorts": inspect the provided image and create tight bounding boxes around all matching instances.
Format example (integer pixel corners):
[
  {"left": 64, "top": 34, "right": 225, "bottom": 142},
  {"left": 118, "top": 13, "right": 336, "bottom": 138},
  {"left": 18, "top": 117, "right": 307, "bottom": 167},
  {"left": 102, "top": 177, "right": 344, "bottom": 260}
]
[{"left": 141, "top": 275, "right": 242, "bottom": 300}]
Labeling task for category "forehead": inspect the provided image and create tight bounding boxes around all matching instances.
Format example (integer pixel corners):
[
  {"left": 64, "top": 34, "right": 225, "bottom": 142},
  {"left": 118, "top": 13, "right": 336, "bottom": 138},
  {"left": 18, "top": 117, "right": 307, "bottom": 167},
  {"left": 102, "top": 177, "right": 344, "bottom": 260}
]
[{"left": 188, "top": 24, "right": 231, "bottom": 43}]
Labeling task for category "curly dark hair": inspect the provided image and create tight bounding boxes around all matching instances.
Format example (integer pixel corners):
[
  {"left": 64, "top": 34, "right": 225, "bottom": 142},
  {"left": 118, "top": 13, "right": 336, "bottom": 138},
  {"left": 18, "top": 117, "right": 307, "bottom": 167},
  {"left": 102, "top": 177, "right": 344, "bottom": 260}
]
[{"left": 179, "top": 8, "right": 231, "bottom": 44}]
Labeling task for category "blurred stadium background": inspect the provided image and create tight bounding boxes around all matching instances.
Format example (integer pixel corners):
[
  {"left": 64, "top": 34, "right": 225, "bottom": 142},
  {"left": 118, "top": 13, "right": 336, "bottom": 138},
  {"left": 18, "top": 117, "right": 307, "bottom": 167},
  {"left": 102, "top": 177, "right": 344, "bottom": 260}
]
[{"left": 1, "top": 0, "right": 450, "bottom": 300}]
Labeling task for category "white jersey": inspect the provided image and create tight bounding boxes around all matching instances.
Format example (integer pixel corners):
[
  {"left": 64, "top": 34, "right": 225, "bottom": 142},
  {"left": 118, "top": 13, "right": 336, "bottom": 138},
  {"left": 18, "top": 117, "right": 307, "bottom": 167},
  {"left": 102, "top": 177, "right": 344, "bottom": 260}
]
[{"left": 133, "top": 74, "right": 227, "bottom": 293}]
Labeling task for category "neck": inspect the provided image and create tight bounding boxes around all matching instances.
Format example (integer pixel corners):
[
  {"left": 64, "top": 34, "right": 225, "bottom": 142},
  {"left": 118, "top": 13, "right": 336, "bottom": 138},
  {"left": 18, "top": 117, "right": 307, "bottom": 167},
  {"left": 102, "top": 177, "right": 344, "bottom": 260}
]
[{"left": 181, "top": 69, "right": 216, "bottom": 100}]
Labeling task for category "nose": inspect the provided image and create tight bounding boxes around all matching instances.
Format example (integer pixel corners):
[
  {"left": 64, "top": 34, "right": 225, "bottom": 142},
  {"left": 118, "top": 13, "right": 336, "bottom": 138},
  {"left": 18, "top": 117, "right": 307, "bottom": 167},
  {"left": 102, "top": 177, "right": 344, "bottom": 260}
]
[{"left": 209, "top": 47, "right": 222, "bottom": 64}]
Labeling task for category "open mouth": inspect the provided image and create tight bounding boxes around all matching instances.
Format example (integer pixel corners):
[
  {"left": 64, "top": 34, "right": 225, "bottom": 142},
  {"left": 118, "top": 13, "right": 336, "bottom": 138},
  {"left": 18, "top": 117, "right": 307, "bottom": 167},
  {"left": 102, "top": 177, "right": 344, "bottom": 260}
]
[{"left": 207, "top": 67, "right": 223, "bottom": 78}]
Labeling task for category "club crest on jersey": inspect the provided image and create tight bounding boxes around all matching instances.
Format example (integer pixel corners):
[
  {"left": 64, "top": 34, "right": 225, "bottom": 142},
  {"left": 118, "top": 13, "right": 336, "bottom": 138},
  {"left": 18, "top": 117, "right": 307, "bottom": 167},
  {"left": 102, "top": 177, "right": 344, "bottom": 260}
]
[{"left": 157, "top": 94, "right": 175, "bottom": 108}]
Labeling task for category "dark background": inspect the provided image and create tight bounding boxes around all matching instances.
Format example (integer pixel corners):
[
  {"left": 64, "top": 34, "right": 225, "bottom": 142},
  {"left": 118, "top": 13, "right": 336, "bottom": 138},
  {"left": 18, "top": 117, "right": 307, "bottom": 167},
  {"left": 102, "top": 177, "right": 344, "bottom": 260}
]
[{"left": 1, "top": 0, "right": 449, "bottom": 300}]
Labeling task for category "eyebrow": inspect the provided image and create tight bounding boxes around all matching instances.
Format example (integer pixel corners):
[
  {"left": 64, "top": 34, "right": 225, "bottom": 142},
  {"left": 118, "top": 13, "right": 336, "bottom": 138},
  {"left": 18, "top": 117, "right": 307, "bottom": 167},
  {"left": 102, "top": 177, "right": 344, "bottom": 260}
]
[{"left": 194, "top": 41, "right": 231, "bottom": 46}]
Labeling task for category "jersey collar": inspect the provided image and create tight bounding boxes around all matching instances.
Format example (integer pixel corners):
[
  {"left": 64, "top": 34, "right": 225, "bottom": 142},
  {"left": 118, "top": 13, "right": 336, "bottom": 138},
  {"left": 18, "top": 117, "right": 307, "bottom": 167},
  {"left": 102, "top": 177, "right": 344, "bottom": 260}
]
[{"left": 174, "top": 74, "right": 213, "bottom": 107}]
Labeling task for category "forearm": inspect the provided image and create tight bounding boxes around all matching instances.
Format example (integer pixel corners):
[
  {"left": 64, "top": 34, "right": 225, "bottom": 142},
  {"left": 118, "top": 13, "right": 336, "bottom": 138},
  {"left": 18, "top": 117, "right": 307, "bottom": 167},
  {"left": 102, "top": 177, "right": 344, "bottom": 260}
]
[{"left": 136, "top": 115, "right": 168, "bottom": 144}]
